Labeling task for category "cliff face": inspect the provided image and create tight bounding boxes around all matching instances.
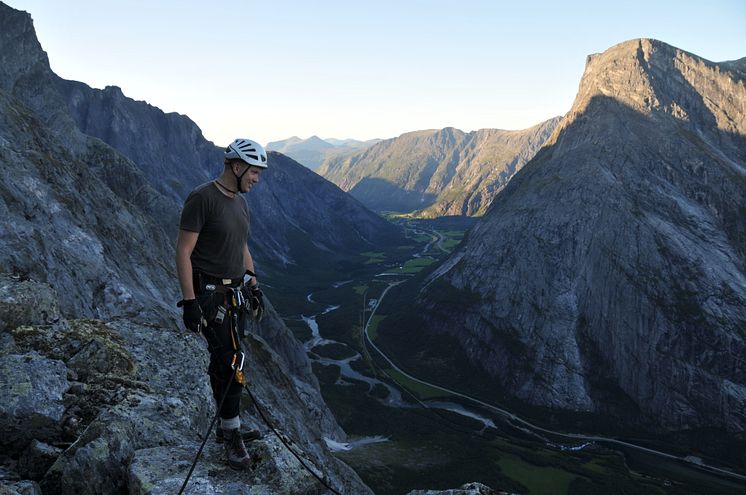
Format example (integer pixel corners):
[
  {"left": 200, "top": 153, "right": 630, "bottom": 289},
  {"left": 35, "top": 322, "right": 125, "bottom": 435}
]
[
  {"left": 0, "top": 3, "right": 371, "bottom": 493},
  {"left": 0, "top": 4, "right": 180, "bottom": 321},
  {"left": 418, "top": 39, "right": 746, "bottom": 431},
  {"left": 56, "top": 80, "right": 217, "bottom": 202},
  {"left": 318, "top": 119, "right": 560, "bottom": 216}
]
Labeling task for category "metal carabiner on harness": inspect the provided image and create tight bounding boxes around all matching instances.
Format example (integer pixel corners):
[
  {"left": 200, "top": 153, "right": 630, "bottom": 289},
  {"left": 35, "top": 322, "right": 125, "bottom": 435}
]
[
  {"left": 234, "top": 286, "right": 244, "bottom": 309},
  {"left": 231, "top": 351, "right": 246, "bottom": 385}
]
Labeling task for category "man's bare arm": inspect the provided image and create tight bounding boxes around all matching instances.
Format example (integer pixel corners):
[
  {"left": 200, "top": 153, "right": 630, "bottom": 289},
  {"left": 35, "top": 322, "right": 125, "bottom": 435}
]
[{"left": 176, "top": 230, "right": 199, "bottom": 300}]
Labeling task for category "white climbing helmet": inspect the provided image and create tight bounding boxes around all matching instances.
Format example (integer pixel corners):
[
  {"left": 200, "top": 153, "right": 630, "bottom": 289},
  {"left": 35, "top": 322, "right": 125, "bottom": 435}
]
[{"left": 225, "top": 138, "right": 268, "bottom": 168}]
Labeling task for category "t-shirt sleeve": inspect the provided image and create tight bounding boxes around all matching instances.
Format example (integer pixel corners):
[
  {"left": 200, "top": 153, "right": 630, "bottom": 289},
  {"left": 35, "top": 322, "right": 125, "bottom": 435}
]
[{"left": 179, "top": 191, "right": 206, "bottom": 232}]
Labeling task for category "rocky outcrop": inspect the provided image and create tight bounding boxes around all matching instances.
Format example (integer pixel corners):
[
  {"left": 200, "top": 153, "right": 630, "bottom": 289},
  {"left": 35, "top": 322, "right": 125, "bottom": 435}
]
[
  {"left": 0, "top": 86, "right": 179, "bottom": 321},
  {"left": 0, "top": 277, "right": 370, "bottom": 494},
  {"left": 418, "top": 39, "right": 746, "bottom": 431},
  {"left": 318, "top": 119, "right": 560, "bottom": 216}
]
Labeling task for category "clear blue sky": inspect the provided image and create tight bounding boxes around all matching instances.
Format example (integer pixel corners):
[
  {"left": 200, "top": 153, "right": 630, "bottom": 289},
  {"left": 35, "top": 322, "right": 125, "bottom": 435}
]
[{"left": 10, "top": 0, "right": 746, "bottom": 146}]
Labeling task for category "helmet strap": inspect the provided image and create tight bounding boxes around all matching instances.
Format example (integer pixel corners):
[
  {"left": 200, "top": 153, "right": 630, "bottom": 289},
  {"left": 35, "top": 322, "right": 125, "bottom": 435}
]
[{"left": 232, "top": 163, "right": 251, "bottom": 194}]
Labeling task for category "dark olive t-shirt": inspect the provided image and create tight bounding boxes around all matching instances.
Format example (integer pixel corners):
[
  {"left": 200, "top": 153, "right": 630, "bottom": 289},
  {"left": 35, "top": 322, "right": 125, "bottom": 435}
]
[{"left": 179, "top": 181, "right": 250, "bottom": 279}]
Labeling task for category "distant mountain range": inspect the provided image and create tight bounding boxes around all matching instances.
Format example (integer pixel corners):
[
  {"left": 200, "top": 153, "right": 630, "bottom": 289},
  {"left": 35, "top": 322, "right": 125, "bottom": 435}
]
[
  {"left": 55, "top": 86, "right": 404, "bottom": 279},
  {"left": 413, "top": 39, "right": 746, "bottom": 431},
  {"left": 318, "top": 119, "right": 560, "bottom": 216},
  {"left": 266, "top": 135, "right": 381, "bottom": 170}
]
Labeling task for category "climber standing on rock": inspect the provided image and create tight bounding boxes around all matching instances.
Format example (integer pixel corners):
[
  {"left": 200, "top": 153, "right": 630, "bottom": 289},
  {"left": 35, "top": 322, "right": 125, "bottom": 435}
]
[{"left": 175, "top": 138, "right": 267, "bottom": 470}]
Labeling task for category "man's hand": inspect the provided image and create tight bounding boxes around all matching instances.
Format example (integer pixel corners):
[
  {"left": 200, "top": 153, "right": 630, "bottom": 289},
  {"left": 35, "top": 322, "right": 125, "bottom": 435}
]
[
  {"left": 241, "top": 285, "right": 264, "bottom": 321},
  {"left": 177, "top": 299, "right": 203, "bottom": 332}
]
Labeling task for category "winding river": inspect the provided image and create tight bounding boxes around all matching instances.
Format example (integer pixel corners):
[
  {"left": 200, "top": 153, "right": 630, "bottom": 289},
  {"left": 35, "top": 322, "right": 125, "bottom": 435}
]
[{"left": 299, "top": 291, "right": 498, "bottom": 440}]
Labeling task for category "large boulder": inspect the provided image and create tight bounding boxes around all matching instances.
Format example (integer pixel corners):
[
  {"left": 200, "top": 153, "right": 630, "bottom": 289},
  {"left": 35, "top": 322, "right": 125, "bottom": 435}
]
[
  {"left": 41, "top": 320, "right": 212, "bottom": 495},
  {"left": 17, "top": 440, "right": 62, "bottom": 481}
]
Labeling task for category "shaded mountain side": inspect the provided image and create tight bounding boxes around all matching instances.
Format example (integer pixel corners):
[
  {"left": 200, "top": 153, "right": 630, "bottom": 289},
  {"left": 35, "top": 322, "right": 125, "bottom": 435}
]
[
  {"left": 318, "top": 119, "right": 560, "bottom": 215},
  {"left": 252, "top": 151, "right": 405, "bottom": 269},
  {"left": 416, "top": 39, "right": 746, "bottom": 432},
  {"left": 55, "top": 79, "right": 406, "bottom": 272},
  {"left": 0, "top": 2, "right": 180, "bottom": 320},
  {"left": 56, "top": 80, "right": 217, "bottom": 201}
]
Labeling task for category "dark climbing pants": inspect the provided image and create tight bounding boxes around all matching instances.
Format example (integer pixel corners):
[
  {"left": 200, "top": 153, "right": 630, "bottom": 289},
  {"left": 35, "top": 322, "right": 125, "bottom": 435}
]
[
  {"left": 202, "top": 317, "right": 244, "bottom": 420},
  {"left": 195, "top": 274, "right": 245, "bottom": 420}
]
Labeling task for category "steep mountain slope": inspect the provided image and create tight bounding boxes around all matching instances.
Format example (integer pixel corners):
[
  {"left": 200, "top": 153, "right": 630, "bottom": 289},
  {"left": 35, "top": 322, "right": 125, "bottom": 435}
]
[
  {"left": 318, "top": 119, "right": 560, "bottom": 215},
  {"left": 0, "top": 4, "right": 179, "bottom": 320},
  {"left": 416, "top": 39, "right": 746, "bottom": 431},
  {"left": 56, "top": 81, "right": 217, "bottom": 202}
]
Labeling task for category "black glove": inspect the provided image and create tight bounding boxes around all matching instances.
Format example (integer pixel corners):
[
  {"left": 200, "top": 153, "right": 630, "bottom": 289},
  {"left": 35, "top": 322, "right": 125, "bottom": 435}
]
[
  {"left": 241, "top": 285, "right": 264, "bottom": 321},
  {"left": 177, "top": 299, "right": 202, "bottom": 333}
]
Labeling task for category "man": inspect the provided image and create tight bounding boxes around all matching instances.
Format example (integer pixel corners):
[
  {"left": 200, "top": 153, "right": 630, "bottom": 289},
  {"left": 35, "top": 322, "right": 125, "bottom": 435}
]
[{"left": 175, "top": 138, "right": 267, "bottom": 470}]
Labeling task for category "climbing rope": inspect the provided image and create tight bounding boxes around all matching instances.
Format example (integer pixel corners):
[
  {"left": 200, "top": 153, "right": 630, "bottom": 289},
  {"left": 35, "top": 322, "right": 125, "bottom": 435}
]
[
  {"left": 242, "top": 382, "right": 344, "bottom": 495},
  {"left": 177, "top": 368, "right": 237, "bottom": 495}
]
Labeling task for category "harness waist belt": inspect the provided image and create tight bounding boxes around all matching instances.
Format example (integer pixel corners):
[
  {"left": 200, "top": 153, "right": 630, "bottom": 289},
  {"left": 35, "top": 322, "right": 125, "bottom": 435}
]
[{"left": 193, "top": 272, "right": 243, "bottom": 293}]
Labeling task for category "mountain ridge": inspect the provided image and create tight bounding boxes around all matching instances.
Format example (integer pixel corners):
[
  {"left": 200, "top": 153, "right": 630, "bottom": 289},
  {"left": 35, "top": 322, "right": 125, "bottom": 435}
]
[
  {"left": 318, "top": 118, "right": 561, "bottom": 216},
  {"left": 413, "top": 38, "right": 746, "bottom": 431}
]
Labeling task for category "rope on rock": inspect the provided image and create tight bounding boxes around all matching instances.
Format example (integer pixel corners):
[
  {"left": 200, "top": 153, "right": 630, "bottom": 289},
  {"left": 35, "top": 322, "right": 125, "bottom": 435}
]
[
  {"left": 242, "top": 383, "right": 344, "bottom": 495},
  {"left": 177, "top": 368, "right": 236, "bottom": 495}
]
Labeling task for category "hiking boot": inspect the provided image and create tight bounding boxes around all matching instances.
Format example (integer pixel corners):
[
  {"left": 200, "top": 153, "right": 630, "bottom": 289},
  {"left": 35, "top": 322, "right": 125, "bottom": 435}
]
[
  {"left": 222, "top": 428, "right": 254, "bottom": 470},
  {"left": 216, "top": 426, "right": 262, "bottom": 444}
]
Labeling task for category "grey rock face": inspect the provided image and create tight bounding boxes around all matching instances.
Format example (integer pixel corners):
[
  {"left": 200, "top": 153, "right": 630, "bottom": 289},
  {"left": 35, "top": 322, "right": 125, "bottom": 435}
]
[
  {"left": 128, "top": 440, "right": 323, "bottom": 495},
  {"left": 0, "top": 275, "right": 60, "bottom": 331},
  {"left": 0, "top": 279, "right": 368, "bottom": 493},
  {"left": 0, "top": 7, "right": 181, "bottom": 322},
  {"left": 419, "top": 39, "right": 746, "bottom": 431},
  {"left": 0, "top": 352, "right": 68, "bottom": 451},
  {"left": 56, "top": 80, "right": 216, "bottom": 203},
  {"left": 318, "top": 119, "right": 560, "bottom": 215}
]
